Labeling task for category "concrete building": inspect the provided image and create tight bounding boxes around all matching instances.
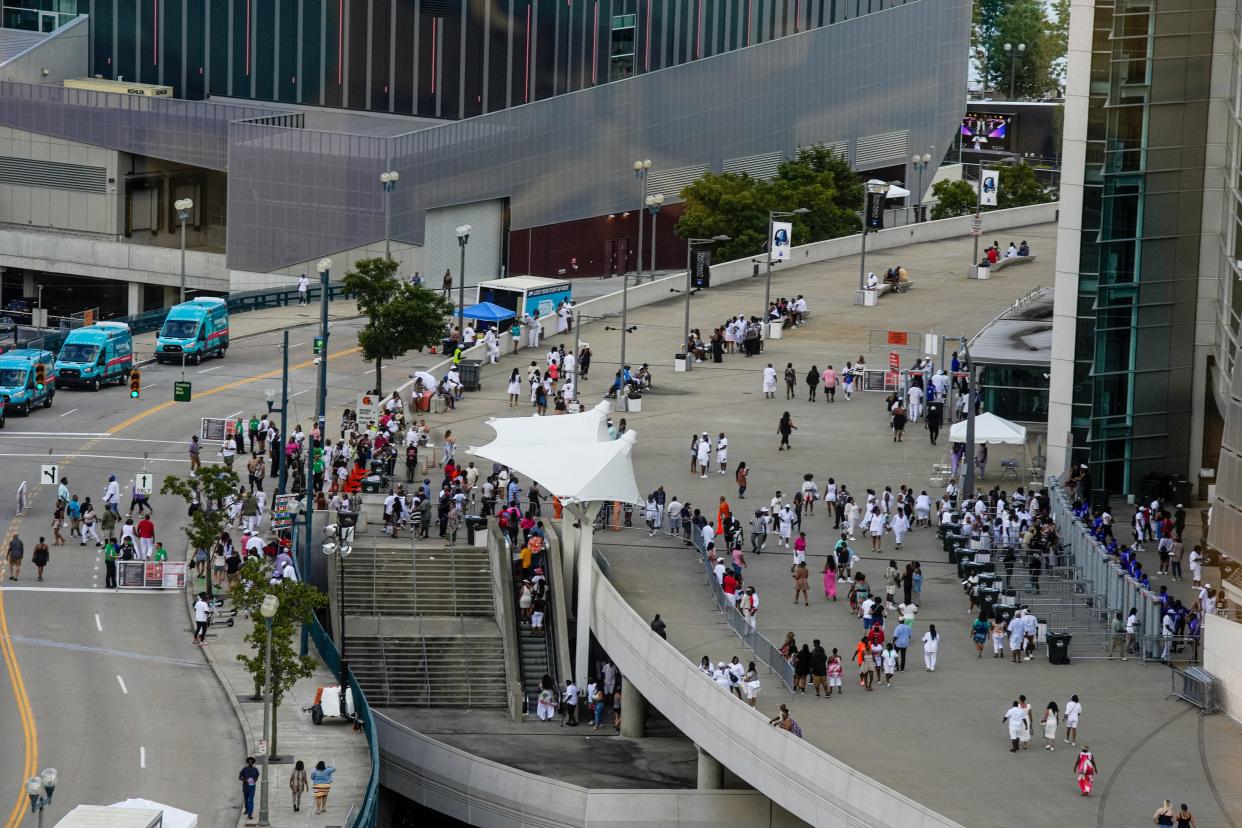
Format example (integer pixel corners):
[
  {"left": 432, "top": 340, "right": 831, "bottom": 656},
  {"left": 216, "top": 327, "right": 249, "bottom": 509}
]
[
  {"left": 1048, "top": 0, "right": 1231, "bottom": 505},
  {"left": 0, "top": 0, "right": 967, "bottom": 319}
]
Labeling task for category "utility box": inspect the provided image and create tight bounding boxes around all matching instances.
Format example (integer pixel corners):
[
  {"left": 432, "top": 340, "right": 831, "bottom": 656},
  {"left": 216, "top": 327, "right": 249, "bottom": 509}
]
[{"left": 64, "top": 78, "right": 174, "bottom": 97}]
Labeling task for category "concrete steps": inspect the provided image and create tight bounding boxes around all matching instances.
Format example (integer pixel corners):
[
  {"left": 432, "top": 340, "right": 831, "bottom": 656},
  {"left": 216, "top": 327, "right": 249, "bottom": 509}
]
[
  {"left": 340, "top": 543, "right": 494, "bottom": 617},
  {"left": 346, "top": 634, "right": 507, "bottom": 707}
]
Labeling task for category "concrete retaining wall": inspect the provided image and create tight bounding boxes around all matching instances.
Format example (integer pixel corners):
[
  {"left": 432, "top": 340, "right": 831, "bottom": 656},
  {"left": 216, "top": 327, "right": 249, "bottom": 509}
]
[
  {"left": 1204, "top": 613, "right": 1242, "bottom": 723},
  {"left": 589, "top": 561, "right": 962, "bottom": 828},
  {"left": 376, "top": 712, "right": 804, "bottom": 828}
]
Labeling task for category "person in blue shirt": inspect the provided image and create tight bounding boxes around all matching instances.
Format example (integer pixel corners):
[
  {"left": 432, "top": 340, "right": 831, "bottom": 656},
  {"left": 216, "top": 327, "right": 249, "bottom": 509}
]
[
  {"left": 310, "top": 761, "right": 336, "bottom": 815},
  {"left": 893, "top": 619, "right": 913, "bottom": 671},
  {"left": 238, "top": 757, "right": 260, "bottom": 819}
]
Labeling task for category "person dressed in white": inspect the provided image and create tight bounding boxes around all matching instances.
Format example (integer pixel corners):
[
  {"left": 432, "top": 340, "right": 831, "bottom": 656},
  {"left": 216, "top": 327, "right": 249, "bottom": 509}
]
[
  {"left": 525, "top": 314, "right": 541, "bottom": 348},
  {"left": 891, "top": 508, "right": 911, "bottom": 549},
  {"left": 716, "top": 433, "right": 729, "bottom": 476},
  {"left": 921, "top": 625, "right": 939, "bottom": 670},
  {"left": 762, "top": 364, "right": 778, "bottom": 398},
  {"left": 906, "top": 383, "right": 923, "bottom": 422},
  {"left": 297, "top": 273, "right": 310, "bottom": 305},
  {"left": 866, "top": 271, "right": 878, "bottom": 290},
  {"left": 1064, "top": 695, "right": 1083, "bottom": 745},
  {"left": 557, "top": 302, "right": 572, "bottom": 334},
  {"left": 844, "top": 499, "right": 861, "bottom": 539},
  {"left": 868, "top": 508, "right": 886, "bottom": 550},
  {"left": 1189, "top": 547, "right": 1203, "bottom": 586},
  {"left": 696, "top": 433, "right": 711, "bottom": 478},
  {"left": 1003, "top": 701, "right": 1027, "bottom": 752},
  {"left": 775, "top": 506, "right": 794, "bottom": 548},
  {"left": 914, "top": 491, "right": 932, "bottom": 526},
  {"left": 484, "top": 328, "right": 500, "bottom": 364},
  {"left": 739, "top": 588, "right": 759, "bottom": 629}
]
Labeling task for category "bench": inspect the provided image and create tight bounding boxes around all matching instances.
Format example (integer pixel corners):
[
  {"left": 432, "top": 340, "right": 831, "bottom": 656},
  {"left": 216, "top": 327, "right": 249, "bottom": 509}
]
[
  {"left": 876, "top": 280, "right": 916, "bottom": 298},
  {"left": 990, "top": 254, "right": 1038, "bottom": 272}
]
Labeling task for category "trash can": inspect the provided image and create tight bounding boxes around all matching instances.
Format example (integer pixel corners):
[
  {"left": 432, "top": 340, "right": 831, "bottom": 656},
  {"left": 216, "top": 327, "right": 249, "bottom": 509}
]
[
  {"left": 674, "top": 353, "right": 688, "bottom": 373},
  {"left": 459, "top": 359, "right": 482, "bottom": 391},
  {"left": 768, "top": 321, "right": 784, "bottom": 340},
  {"left": 627, "top": 394, "right": 643, "bottom": 413},
  {"left": 1046, "top": 633, "right": 1072, "bottom": 665},
  {"left": 993, "top": 604, "right": 1016, "bottom": 625},
  {"left": 361, "top": 474, "right": 384, "bottom": 494},
  {"left": 465, "top": 515, "right": 487, "bottom": 546},
  {"left": 978, "top": 587, "right": 1000, "bottom": 618},
  {"left": 978, "top": 574, "right": 1001, "bottom": 592},
  {"left": 962, "top": 560, "right": 982, "bottom": 582}
]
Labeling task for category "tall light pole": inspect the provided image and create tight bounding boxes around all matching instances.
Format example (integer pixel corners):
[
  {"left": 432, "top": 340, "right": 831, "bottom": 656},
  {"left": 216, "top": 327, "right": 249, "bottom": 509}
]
[
  {"left": 632, "top": 159, "right": 651, "bottom": 280},
  {"left": 175, "top": 197, "right": 193, "bottom": 304},
  {"left": 257, "top": 593, "right": 280, "bottom": 828},
  {"left": 303, "top": 257, "right": 331, "bottom": 584},
  {"left": 322, "top": 513, "right": 355, "bottom": 683},
  {"left": 911, "top": 152, "right": 933, "bottom": 222},
  {"left": 24, "top": 768, "right": 57, "bottom": 828},
  {"left": 856, "top": 179, "right": 890, "bottom": 303},
  {"left": 380, "top": 170, "right": 399, "bottom": 261},
  {"left": 971, "top": 163, "right": 986, "bottom": 276},
  {"left": 1004, "top": 42, "right": 1025, "bottom": 99},
  {"left": 763, "top": 207, "right": 810, "bottom": 320},
  {"left": 456, "top": 225, "right": 471, "bottom": 343},
  {"left": 645, "top": 193, "right": 664, "bottom": 276},
  {"left": 961, "top": 335, "right": 978, "bottom": 500},
  {"left": 682, "top": 235, "right": 731, "bottom": 368},
  {"left": 264, "top": 332, "right": 291, "bottom": 495}
]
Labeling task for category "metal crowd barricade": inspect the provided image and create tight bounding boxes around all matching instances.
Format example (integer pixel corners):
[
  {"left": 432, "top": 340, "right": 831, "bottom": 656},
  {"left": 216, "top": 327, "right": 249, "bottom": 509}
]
[{"left": 1167, "top": 665, "right": 1219, "bottom": 714}]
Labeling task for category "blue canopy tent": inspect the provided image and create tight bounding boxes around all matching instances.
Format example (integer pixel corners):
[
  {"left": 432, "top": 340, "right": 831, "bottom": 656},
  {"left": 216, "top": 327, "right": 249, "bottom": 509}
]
[{"left": 460, "top": 302, "right": 516, "bottom": 323}]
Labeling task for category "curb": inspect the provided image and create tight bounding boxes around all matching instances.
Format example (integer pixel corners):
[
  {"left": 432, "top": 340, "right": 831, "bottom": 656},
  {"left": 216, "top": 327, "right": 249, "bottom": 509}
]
[{"left": 181, "top": 558, "right": 254, "bottom": 828}]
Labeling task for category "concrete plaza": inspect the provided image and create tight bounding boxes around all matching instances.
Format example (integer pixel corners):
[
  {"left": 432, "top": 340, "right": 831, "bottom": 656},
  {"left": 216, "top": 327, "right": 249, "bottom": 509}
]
[{"left": 422, "top": 220, "right": 1242, "bottom": 827}]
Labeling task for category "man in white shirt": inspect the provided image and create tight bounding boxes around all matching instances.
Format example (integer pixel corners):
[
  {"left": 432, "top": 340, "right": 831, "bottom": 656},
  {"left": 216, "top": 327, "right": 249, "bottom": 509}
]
[
  {"left": 103, "top": 475, "right": 121, "bottom": 516},
  {"left": 193, "top": 593, "right": 211, "bottom": 645},
  {"left": 1022, "top": 609, "right": 1038, "bottom": 660},
  {"left": 562, "top": 681, "right": 579, "bottom": 726},
  {"left": 906, "top": 383, "right": 923, "bottom": 422},
  {"left": 1003, "top": 702, "right": 1027, "bottom": 751},
  {"left": 297, "top": 274, "right": 310, "bottom": 305}
]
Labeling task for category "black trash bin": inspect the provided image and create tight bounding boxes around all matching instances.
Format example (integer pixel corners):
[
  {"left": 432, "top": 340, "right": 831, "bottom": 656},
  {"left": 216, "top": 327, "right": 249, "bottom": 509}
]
[
  {"left": 1047, "top": 632, "right": 1072, "bottom": 665},
  {"left": 465, "top": 515, "right": 487, "bottom": 545},
  {"left": 978, "top": 574, "right": 1001, "bottom": 592},
  {"left": 459, "top": 359, "right": 482, "bottom": 392},
  {"left": 993, "top": 603, "right": 1016, "bottom": 625},
  {"left": 962, "top": 560, "right": 982, "bottom": 581},
  {"left": 977, "top": 587, "right": 1000, "bottom": 618}
]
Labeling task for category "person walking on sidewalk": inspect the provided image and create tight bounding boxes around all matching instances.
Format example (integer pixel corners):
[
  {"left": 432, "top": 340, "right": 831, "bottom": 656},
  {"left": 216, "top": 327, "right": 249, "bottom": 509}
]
[
  {"left": 289, "top": 760, "right": 309, "bottom": 813},
  {"left": 6, "top": 535, "right": 23, "bottom": 581},
  {"left": 193, "top": 592, "right": 211, "bottom": 645},
  {"left": 31, "top": 537, "right": 49, "bottom": 582},
  {"left": 311, "top": 761, "right": 336, "bottom": 814},
  {"left": 238, "top": 758, "right": 260, "bottom": 820}
]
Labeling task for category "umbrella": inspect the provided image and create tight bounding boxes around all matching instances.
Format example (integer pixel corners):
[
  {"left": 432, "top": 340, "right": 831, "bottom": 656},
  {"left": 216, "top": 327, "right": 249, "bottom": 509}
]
[
  {"left": 409, "top": 370, "right": 438, "bottom": 391},
  {"left": 461, "top": 302, "right": 516, "bottom": 323}
]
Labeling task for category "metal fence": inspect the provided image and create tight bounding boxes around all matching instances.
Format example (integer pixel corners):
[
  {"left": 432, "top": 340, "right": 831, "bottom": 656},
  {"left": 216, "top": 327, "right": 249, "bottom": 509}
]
[{"left": 307, "top": 616, "right": 379, "bottom": 828}]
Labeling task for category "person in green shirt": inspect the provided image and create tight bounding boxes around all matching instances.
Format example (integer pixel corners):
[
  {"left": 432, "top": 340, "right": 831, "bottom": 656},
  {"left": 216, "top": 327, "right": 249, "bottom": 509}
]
[
  {"left": 152, "top": 543, "right": 167, "bottom": 562},
  {"left": 103, "top": 538, "right": 118, "bottom": 588},
  {"left": 248, "top": 415, "right": 261, "bottom": 454}
]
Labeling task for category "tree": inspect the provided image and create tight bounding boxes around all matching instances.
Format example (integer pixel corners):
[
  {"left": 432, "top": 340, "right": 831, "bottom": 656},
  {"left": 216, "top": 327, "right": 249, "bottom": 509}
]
[
  {"left": 674, "top": 146, "right": 861, "bottom": 263},
  {"left": 997, "top": 163, "right": 1055, "bottom": 208},
  {"left": 231, "top": 557, "right": 329, "bottom": 758},
  {"left": 929, "top": 179, "right": 979, "bottom": 220},
  {"left": 978, "top": 0, "right": 1056, "bottom": 98},
  {"left": 160, "top": 465, "right": 241, "bottom": 597},
  {"left": 343, "top": 257, "right": 454, "bottom": 395},
  {"left": 1048, "top": 0, "right": 1070, "bottom": 89}
]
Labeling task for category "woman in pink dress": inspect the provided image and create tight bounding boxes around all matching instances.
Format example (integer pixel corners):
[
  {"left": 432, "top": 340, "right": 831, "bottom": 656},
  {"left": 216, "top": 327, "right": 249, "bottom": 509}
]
[
  {"left": 1074, "top": 746, "right": 1097, "bottom": 795},
  {"left": 822, "top": 558, "right": 838, "bottom": 601}
]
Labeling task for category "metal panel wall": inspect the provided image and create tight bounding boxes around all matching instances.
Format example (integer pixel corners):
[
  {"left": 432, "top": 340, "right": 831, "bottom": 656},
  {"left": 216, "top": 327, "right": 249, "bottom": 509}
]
[{"left": 227, "top": 0, "right": 969, "bottom": 271}]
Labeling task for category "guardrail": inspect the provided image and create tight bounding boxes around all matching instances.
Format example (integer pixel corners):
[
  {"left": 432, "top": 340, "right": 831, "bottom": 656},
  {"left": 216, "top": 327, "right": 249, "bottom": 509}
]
[{"left": 307, "top": 616, "right": 379, "bottom": 828}]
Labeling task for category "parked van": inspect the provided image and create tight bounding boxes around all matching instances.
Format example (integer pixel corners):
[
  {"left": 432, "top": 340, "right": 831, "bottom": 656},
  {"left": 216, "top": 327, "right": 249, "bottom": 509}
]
[
  {"left": 0, "top": 348, "right": 55, "bottom": 415},
  {"left": 155, "top": 297, "right": 229, "bottom": 364},
  {"left": 55, "top": 322, "right": 134, "bottom": 390}
]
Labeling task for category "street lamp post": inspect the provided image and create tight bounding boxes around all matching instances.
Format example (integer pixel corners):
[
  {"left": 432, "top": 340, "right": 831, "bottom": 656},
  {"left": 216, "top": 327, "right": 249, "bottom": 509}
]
[
  {"left": 175, "top": 197, "right": 193, "bottom": 304},
  {"left": 302, "top": 258, "right": 331, "bottom": 588},
  {"left": 856, "top": 180, "right": 891, "bottom": 303},
  {"left": 911, "top": 152, "right": 933, "bottom": 222},
  {"left": 25, "top": 768, "right": 57, "bottom": 828},
  {"left": 645, "top": 193, "right": 664, "bottom": 277},
  {"left": 456, "top": 225, "right": 471, "bottom": 343},
  {"left": 1004, "top": 42, "right": 1025, "bottom": 99},
  {"left": 322, "top": 516, "right": 355, "bottom": 683},
  {"left": 264, "top": 333, "right": 292, "bottom": 495},
  {"left": 961, "top": 335, "right": 978, "bottom": 500},
  {"left": 380, "top": 171, "right": 399, "bottom": 261},
  {"left": 763, "top": 207, "right": 810, "bottom": 320},
  {"left": 257, "top": 593, "right": 280, "bottom": 827},
  {"left": 682, "top": 235, "right": 731, "bottom": 368},
  {"left": 622, "top": 159, "right": 651, "bottom": 375}
]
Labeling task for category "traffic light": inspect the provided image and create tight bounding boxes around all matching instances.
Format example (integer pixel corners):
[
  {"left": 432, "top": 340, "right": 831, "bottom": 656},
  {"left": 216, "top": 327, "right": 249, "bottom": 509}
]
[
  {"left": 33, "top": 364, "right": 46, "bottom": 391},
  {"left": 129, "top": 370, "right": 142, "bottom": 398}
]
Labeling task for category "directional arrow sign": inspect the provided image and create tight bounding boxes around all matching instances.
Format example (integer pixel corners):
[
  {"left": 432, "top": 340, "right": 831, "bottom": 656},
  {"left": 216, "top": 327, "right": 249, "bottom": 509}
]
[
  {"left": 135, "top": 473, "right": 155, "bottom": 494},
  {"left": 40, "top": 464, "right": 58, "bottom": 485}
]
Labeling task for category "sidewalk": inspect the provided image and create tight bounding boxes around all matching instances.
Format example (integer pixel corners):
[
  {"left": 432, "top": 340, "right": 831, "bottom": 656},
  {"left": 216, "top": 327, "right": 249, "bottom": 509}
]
[{"left": 184, "top": 582, "right": 371, "bottom": 828}]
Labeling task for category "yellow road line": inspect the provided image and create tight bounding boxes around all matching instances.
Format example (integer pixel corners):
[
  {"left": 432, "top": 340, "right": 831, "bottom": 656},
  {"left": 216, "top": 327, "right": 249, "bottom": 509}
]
[{"left": 0, "top": 343, "right": 360, "bottom": 826}]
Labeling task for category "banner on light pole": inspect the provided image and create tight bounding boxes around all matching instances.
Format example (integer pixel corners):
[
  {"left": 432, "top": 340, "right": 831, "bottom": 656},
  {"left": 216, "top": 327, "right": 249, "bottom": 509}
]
[
  {"left": 769, "top": 221, "right": 793, "bottom": 263},
  {"left": 980, "top": 169, "right": 999, "bottom": 207}
]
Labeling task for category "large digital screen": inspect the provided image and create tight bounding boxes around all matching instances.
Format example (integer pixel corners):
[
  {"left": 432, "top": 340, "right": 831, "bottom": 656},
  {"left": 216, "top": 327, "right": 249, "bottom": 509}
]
[{"left": 961, "top": 113, "right": 1013, "bottom": 152}]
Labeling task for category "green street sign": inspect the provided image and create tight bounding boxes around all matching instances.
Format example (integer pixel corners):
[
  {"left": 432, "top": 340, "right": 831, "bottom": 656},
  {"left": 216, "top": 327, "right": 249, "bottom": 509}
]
[
  {"left": 173, "top": 381, "right": 192, "bottom": 402},
  {"left": 313, "top": 337, "right": 325, "bottom": 355}
]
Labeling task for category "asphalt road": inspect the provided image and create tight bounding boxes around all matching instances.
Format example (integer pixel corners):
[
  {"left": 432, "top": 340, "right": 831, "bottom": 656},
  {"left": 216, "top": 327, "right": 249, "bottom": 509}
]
[{"left": 0, "top": 317, "right": 409, "bottom": 828}]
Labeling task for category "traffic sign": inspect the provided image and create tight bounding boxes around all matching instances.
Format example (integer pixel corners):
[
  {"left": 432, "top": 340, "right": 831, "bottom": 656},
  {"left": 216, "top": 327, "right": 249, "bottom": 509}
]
[
  {"left": 313, "top": 337, "right": 325, "bottom": 355},
  {"left": 173, "top": 381, "right": 192, "bottom": 402},
  {"left": 135, "top": 473, "right": 155, "bottom": 494},
  {"left": 40, "top": 464, "right": 57, "bottom": 485},
  {"left": 357, "top": 393, "right": 378, "bottom": 426},
  {"left": 970, "top": 215, "right": 983, "bottom": 236}
]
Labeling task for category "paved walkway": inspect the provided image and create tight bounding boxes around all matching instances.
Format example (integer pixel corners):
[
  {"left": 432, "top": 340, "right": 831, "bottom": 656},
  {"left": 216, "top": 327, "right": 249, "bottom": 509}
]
[
  {"left": 185, "top": 577, "right": 371, "bottom": 828},
  {"left": 415, "top": 221, "right": 1242, "bottom": 827}
]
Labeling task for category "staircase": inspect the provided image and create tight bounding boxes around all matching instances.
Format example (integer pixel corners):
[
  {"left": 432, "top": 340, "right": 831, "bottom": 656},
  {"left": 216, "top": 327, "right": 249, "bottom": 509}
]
[
  {"left": 345, "top": 626, "right": 507, "bottom": 708},
  {"left": 0, "top": 29, "right": 48, "bottom": 64},
  {"left": 339, "top": 538, "right": 494, "bottom": 617}
]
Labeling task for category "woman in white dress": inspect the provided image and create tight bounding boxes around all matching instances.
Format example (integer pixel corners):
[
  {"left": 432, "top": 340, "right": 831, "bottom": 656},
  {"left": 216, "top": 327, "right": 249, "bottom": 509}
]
[
  {"left": 762, "top": 363, "right": 778, "bottom": 398},
  {"left": 921, "top": 625, "right": 939, "bottom": 670},
  {"left": 556, "top": 302, "right": 570, "bottom": 334},
  {"left": 914, "top": 491, "right": 932, "bottom": 526},
  {"left": 506, "top": 369, "right": 522, "bottom": 407},
  {"left": 868, "top": 506, "right": 886, "bottom": 551},
  {"left": 743, "top": 662, "right": 760, "bottom": 707},
  {"left": 1064, "top": 694, "right": 1082, "bottom": 745},
  {"left": 891, "top": 507, "right": 910, "bottom": 549},
  {"left": 724, "top": 319, "right": 737, "bottom": 352},
  {"left": 1040, "top": 701, "right": 1059, "bottom": 750}
]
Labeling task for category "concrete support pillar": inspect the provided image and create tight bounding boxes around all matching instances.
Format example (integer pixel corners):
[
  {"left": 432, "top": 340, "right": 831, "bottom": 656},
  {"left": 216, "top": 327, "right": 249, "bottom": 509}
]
[
  {"left": 163, "top": 285, "right": 179, "bottom": 307},
  {"left": 127, "top": 282, "right": 142, "bottom": 316},
  {"left": 696, "top": 746, "right": 724, "bottom": 790},
  {"left": 22, "top": 272, "right": 34, "bottom": 296},
  {"left": 620, "top": 681, "right": 648, "bottom": 738}
]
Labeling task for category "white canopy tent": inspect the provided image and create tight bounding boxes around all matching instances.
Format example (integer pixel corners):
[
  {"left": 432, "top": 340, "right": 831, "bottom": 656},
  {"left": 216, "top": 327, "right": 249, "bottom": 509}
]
[
  {"left": 469, "top": 400, "right": 641, "bottom": 685},
  {"left": 949, "top": 412, "right": 1027, "bottom": 444}
]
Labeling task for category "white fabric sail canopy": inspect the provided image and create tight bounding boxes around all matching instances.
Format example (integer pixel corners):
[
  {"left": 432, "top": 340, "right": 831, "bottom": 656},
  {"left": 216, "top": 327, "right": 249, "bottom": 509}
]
[
  {"left": 949, "top": 412, "right": 1027, "bottom": 445},
  {"left": 468, "top": 401, "right": 640, "bottom": 504}
]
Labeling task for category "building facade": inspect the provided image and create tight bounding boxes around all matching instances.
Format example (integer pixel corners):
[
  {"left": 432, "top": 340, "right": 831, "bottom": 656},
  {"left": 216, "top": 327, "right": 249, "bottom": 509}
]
[{"left": 1049, "top": 0, "right": 1232, "bottom": 502}]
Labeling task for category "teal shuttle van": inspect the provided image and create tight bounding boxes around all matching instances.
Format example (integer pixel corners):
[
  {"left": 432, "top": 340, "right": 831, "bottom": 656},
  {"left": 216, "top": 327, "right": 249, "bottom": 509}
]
[
  {"left": 0, "top": 348, "right": 55, "bottom": 415},
  {"left": 54, "top": 321, "right": 134, "bottom": 390},
  {"left": 155, "top": 297, "right": 229, "bottom": 364}
]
